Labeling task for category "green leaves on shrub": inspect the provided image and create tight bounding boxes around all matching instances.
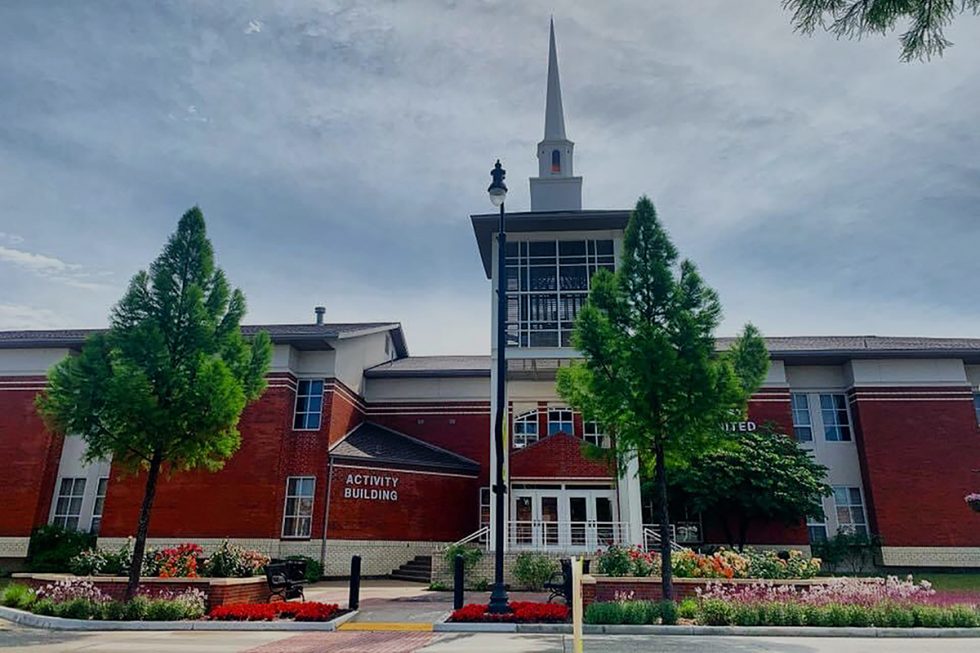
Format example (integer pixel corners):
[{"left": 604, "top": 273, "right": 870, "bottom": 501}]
[
  {"left": 659, "top": 599, "right": 678, "bottom": 625},
  {"left": 698, "top": 599, "right": 736, "bottom": 626},
  {"left": 32, "top": 599, "right": 56, "bottom": 616},
  {"left": 53, "top": 599, "right": 100, "bottom": 620},
  {"left": 285, "top": 555, "right": 323, "bottom": 583},
  {"left": 677, "top": 598, "right": 698, "bottom": 620},
  {"left": 26, "top": 525, "right": 96, "bottom": 573},
  {"left": 512, "top": 553, "right": 559, "bottom": 591},
  {"left": 124, "top": 596, "right": 150, "bottom": 621},
  {"left": 0, "top": 583, "right": 36, "bottom": 610},
  {"left": 696, "top": 601, "right": 980, "bottom": 628},
  {"left": 584, "top": 601, "right": 623, "bottom": 625},
  {"left": 99, "top": 601, "right": 127, "bottom": 621},
  {"left": 144, "top": 599, "right": 187, "bottom": 621}
]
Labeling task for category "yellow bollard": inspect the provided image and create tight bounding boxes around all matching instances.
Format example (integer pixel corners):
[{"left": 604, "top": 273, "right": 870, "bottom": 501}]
[{"left": 571, "top": 555, "right": 583, "bottom": 653}]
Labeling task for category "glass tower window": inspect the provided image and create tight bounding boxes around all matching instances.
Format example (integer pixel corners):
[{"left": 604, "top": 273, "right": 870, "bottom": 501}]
[{"left": 505, "top": 239, "right": 614, "bottom": 347}]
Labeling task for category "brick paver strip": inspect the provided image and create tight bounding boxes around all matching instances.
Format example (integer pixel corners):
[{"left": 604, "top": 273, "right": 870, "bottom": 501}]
[{"left": 246, "top": 631, "right": 439, "bottom": 653}]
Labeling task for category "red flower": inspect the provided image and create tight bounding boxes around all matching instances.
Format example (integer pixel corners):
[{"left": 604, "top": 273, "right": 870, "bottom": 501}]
[{"left": 450, "top": 601, "right": 569, "bottom": 623}]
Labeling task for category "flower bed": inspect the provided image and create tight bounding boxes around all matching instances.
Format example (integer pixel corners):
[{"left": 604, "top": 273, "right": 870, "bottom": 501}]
[
  {"left": 1, "top": 579, "right": 207, "bottom": 621},
  {"left": 208, "top": 601, "right": 341, "bottom": 622},
  {"left": 449, "top": 601, "right": 569, "bottom": 623},
  {"left": 594, "top": 545, "right": 820, "bottom": 580},
  {"left": 69, "top": 539, "right": 268, "bottom": 579}
]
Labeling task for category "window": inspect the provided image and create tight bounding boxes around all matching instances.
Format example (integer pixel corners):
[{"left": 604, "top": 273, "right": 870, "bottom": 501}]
[
  {"left": 505, "top": 240, "right": 614, "bottom": 347},
  {"left": 52, "top": 478, "right": 86, "bottom": 530},
  {"left": 807, "top": 519, "right": 828, "bottom": 543},
  {"left": 974, "top": 392, "right": 980, "bottom": 424},
  {"left": 551, "top": 149, "right": 561, "bottom": 173},
  {"left": 582, "top": 421, "right": 610, "bottom": 448},
  {"left": 90, "top": 477, "right": 108, "bottom": 535},
  {"left": 833, "top": 486, "right": 868, "bottom": 536},
  {"left": 513, "top": 409, "right": 539, "bottom": 448},
  {"left": 282, "top": 476, "right": 315, "bottom": 538},
  {"left": 547, "top": 408, "right": 574, "bottom": 436},
  {"left": 791, "top": 393, "right": 813, "bottom": 442},
  {"left": 479, "top": 487, "right": 491, "bottom": 536},
  {"left": 820, "top": 394, "right": 852, "bottom": 441},
  {"left": 293, "top": 379, "right": 324, "bottom": 430}
]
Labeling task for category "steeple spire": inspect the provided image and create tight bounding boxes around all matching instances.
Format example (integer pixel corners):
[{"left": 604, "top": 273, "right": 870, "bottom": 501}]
[
  {"left": 530, "top": 18, "right": 582, "bottom": 212},
  {"left": 544, "top": 17, "right": 566, "bottom": 141}
]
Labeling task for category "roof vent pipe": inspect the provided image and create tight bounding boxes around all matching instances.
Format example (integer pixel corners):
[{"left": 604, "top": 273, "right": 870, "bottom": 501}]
[{"left": 314, "top": 306, "right": 325, "bottom": 325}]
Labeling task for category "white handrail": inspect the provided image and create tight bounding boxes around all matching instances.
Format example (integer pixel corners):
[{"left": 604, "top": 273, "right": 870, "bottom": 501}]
[
  {"left": 448, "top": 526, "right": 490, "bottom": 550},
  {"left": 642, "top": 526, "right": 685, "bottom": 552}
]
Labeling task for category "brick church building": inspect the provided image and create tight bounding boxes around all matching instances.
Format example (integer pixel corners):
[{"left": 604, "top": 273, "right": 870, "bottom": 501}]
[{"left": 1, "top": 23, "right": 977, "bottom": 576}]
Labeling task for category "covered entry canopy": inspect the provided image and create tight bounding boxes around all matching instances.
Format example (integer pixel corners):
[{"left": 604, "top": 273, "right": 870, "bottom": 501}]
[{"left": 330, "top": 422, "right": 480, "bottom": 475}]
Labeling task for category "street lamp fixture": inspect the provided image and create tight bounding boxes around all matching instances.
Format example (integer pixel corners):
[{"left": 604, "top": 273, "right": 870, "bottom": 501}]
[{"left": 487, "top": 159, "right": 510, "bottom": 614}]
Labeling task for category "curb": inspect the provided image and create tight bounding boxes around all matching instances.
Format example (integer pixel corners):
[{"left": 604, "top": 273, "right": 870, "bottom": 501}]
[
  {"left": 0, "top": 606, "right": 358, "bottom": 632},
  {"left": 496, "top": 622, "right": 980, "bottom": 638},
  {"left": 434, "top": 622, "right": 518, "bottom": 633}
]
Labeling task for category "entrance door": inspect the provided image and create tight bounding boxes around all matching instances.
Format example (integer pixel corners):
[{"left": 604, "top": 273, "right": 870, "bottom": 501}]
[{"left": 511, "top": 485, "right": 619, "bottom": 551}]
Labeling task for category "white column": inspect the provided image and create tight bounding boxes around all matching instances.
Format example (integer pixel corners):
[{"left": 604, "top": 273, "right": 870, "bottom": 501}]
[{"left": 616, "top": 450, "right": 643, "bottom": 546}]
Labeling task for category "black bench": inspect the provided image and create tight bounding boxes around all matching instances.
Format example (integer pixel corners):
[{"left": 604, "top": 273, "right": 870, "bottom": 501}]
[
  {"left": 544, "top": 558, "right": 590, "bottom": 604},
  {"left": 266, "top": 560, "right": 306, "bottom": 602}
]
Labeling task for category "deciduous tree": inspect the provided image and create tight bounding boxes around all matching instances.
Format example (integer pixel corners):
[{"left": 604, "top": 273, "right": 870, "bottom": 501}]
[
  {"left": 557, "top": 196, "right": 769, "bottom": 599},
  {"left": 37, "top": 207, "right": 271, "bottom": 599}
]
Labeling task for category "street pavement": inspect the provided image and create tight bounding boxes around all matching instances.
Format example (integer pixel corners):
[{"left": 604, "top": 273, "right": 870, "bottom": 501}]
[{"left": 2, "top": 623, "right": 980, "bottom": 653}]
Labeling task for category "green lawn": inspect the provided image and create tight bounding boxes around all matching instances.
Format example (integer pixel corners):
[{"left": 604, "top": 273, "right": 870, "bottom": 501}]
[{"left": 917, "top": 573, "right": 980, "bottom": 592}]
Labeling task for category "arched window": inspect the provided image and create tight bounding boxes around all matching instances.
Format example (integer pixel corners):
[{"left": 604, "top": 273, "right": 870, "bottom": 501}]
[
  {"left": 551, "top": 149, "right": 561, "bottom": 173},
  {"left": 513, "top": 409, "right": 539, "bottom": 448}
]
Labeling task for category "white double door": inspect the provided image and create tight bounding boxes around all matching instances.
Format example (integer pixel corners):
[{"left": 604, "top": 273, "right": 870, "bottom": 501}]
[{"left": 511, "top": 486, "right": 618, "bottom": 551}]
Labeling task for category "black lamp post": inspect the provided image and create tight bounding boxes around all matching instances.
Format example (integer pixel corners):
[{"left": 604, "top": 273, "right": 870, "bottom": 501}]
[{"left": 487, "top": 159, "right": 511, "bottom": 614}]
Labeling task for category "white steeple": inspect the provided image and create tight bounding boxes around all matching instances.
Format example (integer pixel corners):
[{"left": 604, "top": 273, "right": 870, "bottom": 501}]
[{"left": 530, "top": 18, "right": 582, "bottom": 212}]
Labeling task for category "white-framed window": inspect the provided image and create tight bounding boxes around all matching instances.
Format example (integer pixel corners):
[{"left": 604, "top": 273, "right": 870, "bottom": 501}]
[
  {"left": 505, "top": 239, "right": 615, "bottom": 347},
  {"left": 819, "top": 393, "right": 852, "bottom": 441},
  {"left": 293, "top": 379, "right": 324, "bottom": 430},
  {"left": 832, "top": 486, "right": 868, "bottom": 536},
  {"left": 582, "top": 421, "right": 610, "bottom": 448},
  {"left": 281, "top": 476, "right": 315, "bottom": 538},
  {"left": 547, "top": 407, "right": 574, "bottom": 436},
  {"left": 513, "top": 409, "right": 539, "bottom": 448},
  {"left": 807, "top": 518, "right": 828, "bottom": 543},
  {"left": 791, "top": 393, "right": 813, "bottom": 442},
  {"left": 479, "top": 487, "right": 491, "bottom": 535},
  {"left": 973, "top": 392, "right": 980, "bottom": 424},
  {"left": 52, "top": 477, "right": 86, "bottom": 530},
  {"left": 90, "top": 477, "right": 108, "bottom": 535}
]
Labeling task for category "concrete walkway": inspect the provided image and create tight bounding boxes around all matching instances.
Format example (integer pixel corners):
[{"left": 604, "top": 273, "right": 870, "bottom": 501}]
[{"left": 305, "top": 579, "right": 550, "bottom": 626}]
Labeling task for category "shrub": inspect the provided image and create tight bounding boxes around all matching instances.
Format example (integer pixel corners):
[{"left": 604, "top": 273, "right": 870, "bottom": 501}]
[
  {"left": 677, "top": 597, "right": 698, "bottom": 620},
  {"left": 594, "top": 545, "right": 632, "bottom": 577},
  {"left": 285, "top": 555, "right": 323, "bottom": 583},
  {"left": 53, "top": 598, "right": 100, "bottom": 620},
  {"left": 733, "top": 603, "right": 761, "bottom": 626},
  {"left": 513, "top": 552, "right": 559, "bottom": 591},
  {"left": 209, "top": 603, "right": 279, "bottom": 621},
  {"left": 698, "top": 599, "right": 735, "bottom": 626},
  {"left": 32, "top": 599, "right": 56, "bottom": 616},
  {"left": 202, "top": 540, "right": 268, "bottom": 578},
  {"left": 278, "top": 602, "right": 340, "bottom": 622},
  {"left": 36, "top": 579, "right": 108, "bottom": 604},
  {"left": 621, "top": 600, "right": 657, "bottom": 625},
  {"left": 947, "top": 605, "right": 980, "bottom": 628},
  {"left": 124, "top": 596, "right": 150, "bottom": 621},
  {"left": 154, "top": 543, "right": 203, "bottom": 578},
  {"left": 450, "top": 601, "right": 568, "bottom": 623},
  {"left": 659, "top": 599, "right": 678, "bottom": 625},
  {"left": 584, "top": 601, "right": 623, "bottom": 625},
  {"left": 26, "top": 525, "right": 96, "bottom": 572},
  {"left": 443, "top": 543, "right": 483, "bottom": 579},
  {"left": 99, "top": 601, "right": 127, "bottom": 621},
  {"left": 0, "top": 583, "right": 36, "bottom": 610},
  {"left": 145, "top": 599, "right": 189, "bottom": 621}
]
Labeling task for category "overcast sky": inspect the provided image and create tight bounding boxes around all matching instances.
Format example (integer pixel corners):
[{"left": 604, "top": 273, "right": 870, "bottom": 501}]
[{"left": 1, "top": 1, "right": 979, "bottom": 355}]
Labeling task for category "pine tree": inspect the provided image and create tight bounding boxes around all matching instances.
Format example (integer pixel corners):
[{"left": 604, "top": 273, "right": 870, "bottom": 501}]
[
  {"left": 557, "top": 196, "right": 769, "bottom": 599},
  {"left": 37, "top": 207, "right": 272, "bottom": 599}
]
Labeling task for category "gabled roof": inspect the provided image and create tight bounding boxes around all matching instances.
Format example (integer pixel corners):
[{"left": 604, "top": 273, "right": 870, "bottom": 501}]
[
  {"left": 0, "top": 323, "right": 408, "bottom": 357},
  {"left": 330, "top": 422, "right": 480, "bottom": 475},
  {"left": 470, "top": 209, "right": 631, "bottom": 278}
]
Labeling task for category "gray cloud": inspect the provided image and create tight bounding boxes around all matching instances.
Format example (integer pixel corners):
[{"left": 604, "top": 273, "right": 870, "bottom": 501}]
[{"left": 1, "top": 1, "right": 979, "bottom": 351}]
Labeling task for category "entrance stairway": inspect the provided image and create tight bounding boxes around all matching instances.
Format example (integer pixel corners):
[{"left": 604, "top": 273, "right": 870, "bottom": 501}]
[{"left": 389, "top": 555, "right": 432, "bottom": 583}]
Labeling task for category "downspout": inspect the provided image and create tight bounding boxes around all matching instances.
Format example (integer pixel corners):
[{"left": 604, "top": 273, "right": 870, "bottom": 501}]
[{"left": 320, "top": 458, "right": 334, "bottom": 573}]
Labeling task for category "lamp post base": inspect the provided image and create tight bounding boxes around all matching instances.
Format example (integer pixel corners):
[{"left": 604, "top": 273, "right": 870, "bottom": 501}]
[{"left": 487, "top": 582, "right": 511, "bottom": 614}]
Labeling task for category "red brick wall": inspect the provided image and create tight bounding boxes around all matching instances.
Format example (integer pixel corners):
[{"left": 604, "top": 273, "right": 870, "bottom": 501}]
[
  {"left": 511, "top": 433, "right": 614, "bottom": 479},
  {"left": 0, "top": 377, "right": 63, "bottom": 538},
  {"left": 325, "top": 381, "right": 364, "bottom": 447},
  {"left": 849, "top": 386, "right": 980, "bottom": 547},
  {"left": 326, "top": 464, "right": 477, "bottom": 541}
]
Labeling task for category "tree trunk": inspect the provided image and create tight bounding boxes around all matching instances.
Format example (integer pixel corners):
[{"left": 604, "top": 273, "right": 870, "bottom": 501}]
[
  {"left": 737, "top": 516, "right": 751, "bottom": 553},
  {"left": 654, "top": 439, "right": 672, "bottom": 601},
  {"left": 126, "top": 449, "right": 163, "bottom": 601},
  {"left": 720, "top": 514, "right": 735, "bottom": 550}
]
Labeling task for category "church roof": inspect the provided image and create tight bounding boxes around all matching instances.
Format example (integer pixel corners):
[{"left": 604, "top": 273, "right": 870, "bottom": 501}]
[
  {"left": 543, "top": 17, "right": 567, "bottom": 141},
  {"left": 330, "top": 422, "right": 480, "bottom": 474}
]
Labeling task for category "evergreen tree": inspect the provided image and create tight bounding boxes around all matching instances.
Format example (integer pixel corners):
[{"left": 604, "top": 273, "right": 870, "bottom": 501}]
[
  {"left": 785, "top": 0, "right": 980, "bottom": 61},
  {"left": 37, "top": 207, "right": 271, "bottom": 599},
  {"left": 557, "top": 196, "right": 769, "bottom": 599},
  {"left": 673, "top": 423, "right": 831, "bottom": 551}
]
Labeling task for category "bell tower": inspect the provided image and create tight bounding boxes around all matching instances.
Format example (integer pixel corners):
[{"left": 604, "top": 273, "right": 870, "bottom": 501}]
[{"left": 530, "top": 18, "right": 583, "bottom": 212}]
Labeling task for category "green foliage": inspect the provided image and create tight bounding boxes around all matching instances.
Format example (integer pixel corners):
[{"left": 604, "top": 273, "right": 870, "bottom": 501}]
[
  {"left": 674, "top": 424, "right": 831, "bottom": 551},
  {"left": 99, "top": 600, "right": 128, "bottom": 621},
  {"left": 285, "top": 555, "right": 322, "bottom": 583},
  {"left": 201, "top": 540, "right": 267, "bottom": 578},
  {"left": 124, "top": 596, "right": 150, "bottom": 621},
  {"left": 26, "top": 525, "right": 96, "bottom": 573},
  {"left": 784, "top": 0, "right": 980, "bottom": 62},
  {"left": 470, "top": 577, "right": 490, "bottom": 592},
  {"left": 32, "top": 598, "right": 56, "bottom": 616},
  {"left": 698, "top": 598, "right": 735, "bottom": 626},
  {"left": 70, "top": 539, "right": 159, "bottom": 577},
  {"left": 556, "top": 196, "right": 769, "bottom": 598},
  {"left": 53, "top": 598, "right": 100, "bottom": 620},
  {"left": 144, "top": 598, "right": 188, "bottom": 621},
  {"left": 584, "top": 601, "right": 624, "bottom": 625},
  {"left": 677, "top": 597, "right": 698, "bottom": 619},
  {"left": 0, "top": 584, "right": 36, "bottom": 610},
  {"left": 659, "top": 599, "right": 678, "bottom": 625},
  {"left": 594, "top": 545, "right": 632, "bottom": 577},
  {"left": 622, "top": 600, "right": 658, "bottom": 625},
  {"left": 36, "top": 207, "right": 272, "bottom": 593},
  {"left": 443, "top": 543, "right": 483, "bottom": 580},
  {"left": 732, "top": 603, "right": 761, "bottom": 626},
  {"left": 810, "top": 530, "right": 882, "bottom": 573},
  {"left": 427, "top": 580, "right": 449, "bottom": 591},
  {"left": 512, "top": 552, "right": 559, "bottom": 591}
]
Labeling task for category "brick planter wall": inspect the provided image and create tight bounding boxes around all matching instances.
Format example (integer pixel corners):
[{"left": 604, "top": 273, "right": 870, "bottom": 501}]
[
  {"left": 13, "top": 574, "right": 271, "bottom": 609},
  {"left": 582, "top": 575, "right": 833, "bottom": 606}
]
